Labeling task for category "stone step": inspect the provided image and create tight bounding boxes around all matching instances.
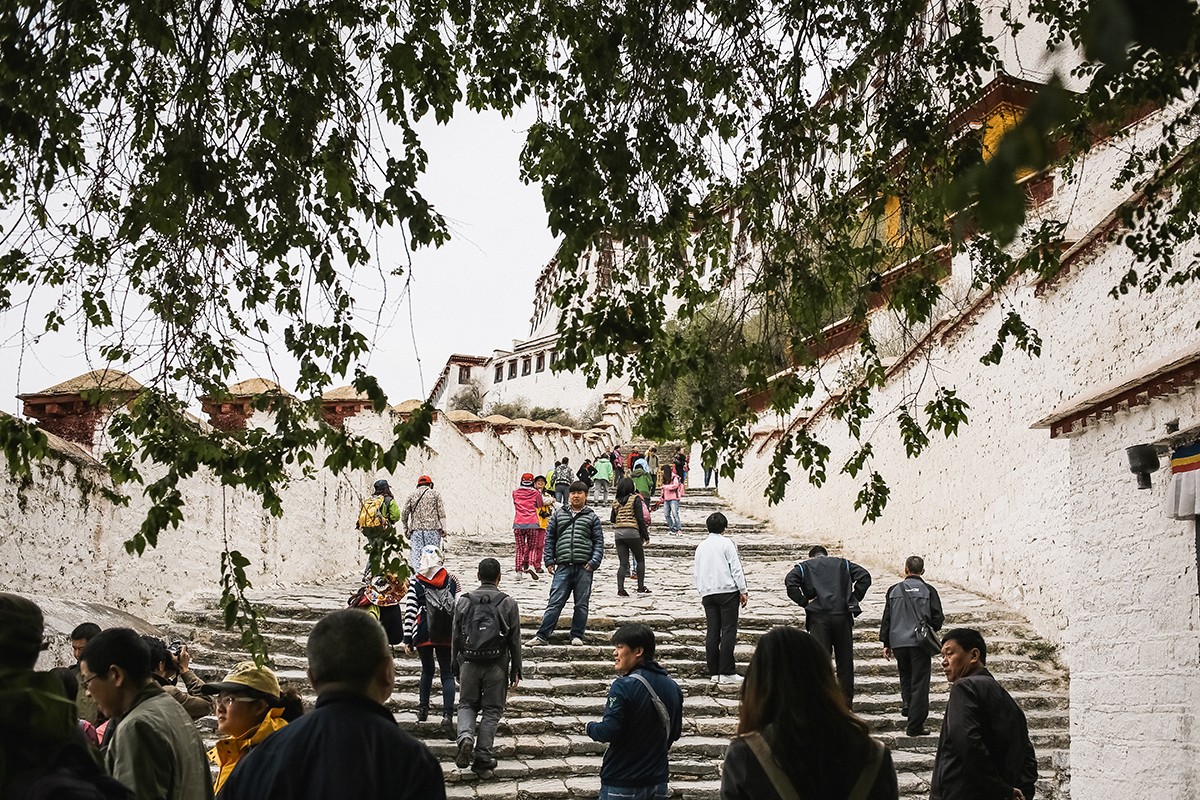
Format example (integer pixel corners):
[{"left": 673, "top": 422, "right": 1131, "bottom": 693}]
[
  {"left": 182, "top": 621, "right": 1062, "bottom": 673},
  {"left": 170, "top": 483, "right": 1071, "bottom": 799}
]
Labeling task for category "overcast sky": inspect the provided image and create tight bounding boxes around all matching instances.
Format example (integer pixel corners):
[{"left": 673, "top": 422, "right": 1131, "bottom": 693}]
[{"left": 0, "top": 106, "right": 557, "bottom": 414}]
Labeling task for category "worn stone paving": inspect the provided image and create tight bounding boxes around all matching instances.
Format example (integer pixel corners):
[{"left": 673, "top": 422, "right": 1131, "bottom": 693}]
[{"left": 172, "top": 486, "right": 1070, "bottom": 799}]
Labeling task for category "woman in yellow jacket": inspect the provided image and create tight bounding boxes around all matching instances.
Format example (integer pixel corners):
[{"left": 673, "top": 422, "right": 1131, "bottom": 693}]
[{"left": 201, "top": 661, "right": 304, "bottom": 794}]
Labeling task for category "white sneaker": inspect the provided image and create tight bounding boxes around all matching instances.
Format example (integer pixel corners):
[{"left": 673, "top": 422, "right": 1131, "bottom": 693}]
[
  {"left": 719, "top": 674, "right": 744, "bottom": 685},
  {"left": 525, "top": 565, "right": 540, "bottom": 580},
  {"left": 526, "top": 635, "right": 549, "bottom": 647},
  {"left": 709, "top": 675, "right": 721, "bottom": 684},
  {"left": 571, "top": 637, "right": 584, "bottom": 646}
]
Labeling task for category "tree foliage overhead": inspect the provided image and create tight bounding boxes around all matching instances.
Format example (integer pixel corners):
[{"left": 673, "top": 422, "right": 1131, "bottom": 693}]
[
  {"left": 2, "top": 0, "right": 1199, "bottom": 642},
  {"left": 540, "top": 0, "right": 1200, "bottom": 517}
]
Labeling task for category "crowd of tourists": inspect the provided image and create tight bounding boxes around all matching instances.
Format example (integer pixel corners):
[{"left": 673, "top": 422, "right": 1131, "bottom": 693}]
[{"left": 1, "top": 443, "right": 1037, "bottom": 800}]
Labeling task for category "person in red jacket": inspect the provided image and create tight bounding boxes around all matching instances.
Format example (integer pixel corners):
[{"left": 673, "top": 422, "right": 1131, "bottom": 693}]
[{"left": 512, "top": 473, "right": 546, "bottom": 580}]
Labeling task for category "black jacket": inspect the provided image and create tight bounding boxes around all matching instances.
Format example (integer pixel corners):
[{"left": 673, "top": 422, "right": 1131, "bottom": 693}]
[
  {"left": 879, "top": 576, "right": 944, "bottom": 648},
  {"left": 219, "top": 691, "right": 445, "bottom": 800},
  {"left": 785, "top": 555, "right": 872, "bottom": 616},
  {"left": 930, "top": 668, "right": 1038, "bottom": 800}
]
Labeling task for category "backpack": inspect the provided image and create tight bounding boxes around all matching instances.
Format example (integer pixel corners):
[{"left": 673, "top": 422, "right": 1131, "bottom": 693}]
[
  {"left": 460, "top": 592, "right": 508, "bottom": 662},
  {"left": 357, "top": 495, "right": 390, "bottom": 531},
  {"left": 417, "top": 578, "right": 455, "bottom": 645},
  {"left": 637, "top": 496, "right": 652, "bottom": 526}
]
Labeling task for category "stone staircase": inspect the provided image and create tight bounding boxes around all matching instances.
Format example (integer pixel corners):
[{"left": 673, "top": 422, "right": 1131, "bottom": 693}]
[{"left": 168, "top": 485, "right": 1070, "bottom": 799}]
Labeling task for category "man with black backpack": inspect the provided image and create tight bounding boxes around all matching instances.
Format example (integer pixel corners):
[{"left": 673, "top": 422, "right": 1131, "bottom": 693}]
[{"left": 451, "top": 558, "right": 521, "bottom": 779}]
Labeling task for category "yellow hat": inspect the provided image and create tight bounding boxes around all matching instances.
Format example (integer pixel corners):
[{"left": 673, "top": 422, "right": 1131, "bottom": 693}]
[{"left": 201, "top": 661, "right": 281, "bottom": 704}]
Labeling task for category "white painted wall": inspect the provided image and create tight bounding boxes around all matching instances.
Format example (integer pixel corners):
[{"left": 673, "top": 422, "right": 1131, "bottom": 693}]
[
  {"left": 715, "top": 108, "right": 1200, "bottom": 799},
  {"left": 0, "top": 406, "right": 622, "bottom": 621}
]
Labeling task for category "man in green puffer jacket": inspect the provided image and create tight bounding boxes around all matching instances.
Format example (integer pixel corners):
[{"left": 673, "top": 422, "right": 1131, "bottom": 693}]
[{"left": 528, "top": 481, "right": 605, "bottom": 646}]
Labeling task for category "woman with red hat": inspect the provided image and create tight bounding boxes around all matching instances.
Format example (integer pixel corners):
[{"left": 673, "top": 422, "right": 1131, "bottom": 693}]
[
  {"left": 401, "top": 475, "right": 447, "bottom": 572},
  {"left": 512, "top": 472, "right": 546, "bottom": 580}
]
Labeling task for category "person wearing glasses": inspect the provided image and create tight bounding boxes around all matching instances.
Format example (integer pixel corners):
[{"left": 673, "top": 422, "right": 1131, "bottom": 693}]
[
  {"left": 201, "top": 662, "right": 305, "bottom": 794},
  {"left": 79, "top": 627, "right": 213, "bottom": 800}
]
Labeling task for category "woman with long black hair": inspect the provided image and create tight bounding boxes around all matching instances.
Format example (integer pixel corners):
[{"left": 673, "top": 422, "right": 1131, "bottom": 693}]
[{"left": 721, "top": 627, "right": 899, "bottom": 800}]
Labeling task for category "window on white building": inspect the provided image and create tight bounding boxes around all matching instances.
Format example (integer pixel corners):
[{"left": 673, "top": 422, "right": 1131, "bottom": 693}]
[{"left": 494, "top": 365, "right": 504, "bottom": 383}]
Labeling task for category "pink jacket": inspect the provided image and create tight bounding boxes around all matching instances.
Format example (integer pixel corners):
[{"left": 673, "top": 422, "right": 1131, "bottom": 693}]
[
  {"left": 660, "top": 476, "right": 683, "bottom": 502},
  {"left": 513, "top": 487, "right": 545, "bottom": 527}
]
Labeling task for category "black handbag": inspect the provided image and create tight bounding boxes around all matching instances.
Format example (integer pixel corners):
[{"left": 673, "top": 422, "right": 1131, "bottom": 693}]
[{"left": 899, "top": 586, "right": 942, "bottom": 657}]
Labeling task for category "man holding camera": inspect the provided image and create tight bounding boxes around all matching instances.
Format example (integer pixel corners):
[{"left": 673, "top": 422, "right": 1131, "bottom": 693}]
[{"left": 143, "top": 635, "right": 214, "bottom": 720}]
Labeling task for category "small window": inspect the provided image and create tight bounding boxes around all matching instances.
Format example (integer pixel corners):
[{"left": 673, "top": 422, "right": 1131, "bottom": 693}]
[
  {"left": 536, "top": 353, "right": 546, "bottom": 372},
  {"left": 508, "top": 361, "right": 518, "bottom": 379},
  {"left": 549, "top": 351, "right": 559, "bottom": 366},
  {"left": 458, "top": 366, "right": 471, "bottom": 384},
  {"left": 494, "top": 365, "right": 504, "bottom": 383},
  {"left": 522, "top": 358, "right": 532, "bottom": 376}
]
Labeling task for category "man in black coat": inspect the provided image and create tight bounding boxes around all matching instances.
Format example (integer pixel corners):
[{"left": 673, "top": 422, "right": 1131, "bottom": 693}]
[
  {"left": 930, "top": 628, "right": 1037, "bottom": 800},
  {"left": 220, "top": 609, "right": 445, "bottom": 800},
  {"left": 784, "top": 545, "right": 872, "bottom": 706}
]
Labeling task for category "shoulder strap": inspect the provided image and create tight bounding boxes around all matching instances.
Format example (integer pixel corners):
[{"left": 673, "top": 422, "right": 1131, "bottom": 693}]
[
  {"left": 741, "top": 732, "right": 803, "bottom": 800},
  {"left": 847, "top": 740, "right": 886, "bottom": 800},
  {"left": 626, "top": 673, "right": 670, "bottom": 737}
]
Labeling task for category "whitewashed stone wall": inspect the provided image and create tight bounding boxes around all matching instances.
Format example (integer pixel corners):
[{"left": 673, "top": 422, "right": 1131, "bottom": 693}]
[
  {"left": 1, "top": 408, "right": 620, "bottom": 621},
  {"left": 1063, "top": 390, "right": 1200, "bottom": 799},
  {"left": 717, "top": 113, "right": 1200, "bottom": 798}
]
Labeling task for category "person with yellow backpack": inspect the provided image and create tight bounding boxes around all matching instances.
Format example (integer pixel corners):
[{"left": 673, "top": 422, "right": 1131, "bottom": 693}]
[{"left": 355, "top": 479, "right": 407, "bottom": 643}]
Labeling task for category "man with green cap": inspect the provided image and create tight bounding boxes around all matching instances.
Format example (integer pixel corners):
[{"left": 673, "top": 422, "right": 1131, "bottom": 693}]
[{"left": 0, "top": 592, "right": 131, "bottom": 798}]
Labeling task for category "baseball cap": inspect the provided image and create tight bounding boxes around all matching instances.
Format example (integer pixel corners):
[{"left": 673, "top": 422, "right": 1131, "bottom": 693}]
[{"left": 201, "top": 661, "right": 282, "bottom": 704}]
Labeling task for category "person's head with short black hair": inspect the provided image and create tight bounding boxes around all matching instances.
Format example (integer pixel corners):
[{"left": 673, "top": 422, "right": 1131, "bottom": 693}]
[
  {"left": 561, "top": 457, "right": 570, "bottom": 466},
  {"left": 808, "top": 545, "right": 829, "bottom": 558},
  {"left": 70, "top": 622, "right": 102, "bottom": 663},
  {"left": 0, "top": 593, "right": 47, "bottom": 670},
  {"left": 611, "top": 623, "right": 656, "bottom": 670},
  {"left": 706, "top": 512, "right": 728, "bottom": 534},
  {"left": 905, "top": 556, "right": 925, "bottom": 576},
  {"left": 478, "top": 558, "right": 501, "bottom": 584},
  {"left": 941, "top": 628, "right": 987, "bottom": 664},
  {"left": 71, "top": 622, "right": 101, "bottom": 642},
  {"left": 568, "top": 480, "right": 589, "bottom": 510},
  {"left": 81, "top": 628, "right": 152, "bottom": 684},
  {"left": 79, "top": 628, "right": 153, "bottom": 719},
  {"left": 141, "top": 634, "right": 173, "bottom": 678},
  {"left": 307, "top": 609, "right": 393, "bottom": 703}
]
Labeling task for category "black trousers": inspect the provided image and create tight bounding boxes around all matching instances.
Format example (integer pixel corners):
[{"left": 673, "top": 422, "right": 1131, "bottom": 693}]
[
  {"left": 615, "top": 538, "right": 645, "bottom": 592},
  {"left": 806, "top": 612, "right": 855, "bottom": 705},
  {"left": 894, "top": 646, "right": 932, "bottom": 733},
  {"left": 702, "top": 591, "right": 741, "bottom": 676}
]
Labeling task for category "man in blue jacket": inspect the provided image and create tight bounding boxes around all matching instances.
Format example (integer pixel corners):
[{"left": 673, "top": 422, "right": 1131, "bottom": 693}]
[
  {"left": 529, "top": 481, "right": 604, "bottom": 646},
  {"left": 586, "top": 624, "right": 683, "bottom": 800}
]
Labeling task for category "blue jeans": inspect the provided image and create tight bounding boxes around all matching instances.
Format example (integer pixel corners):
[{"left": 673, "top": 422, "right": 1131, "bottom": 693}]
[
  {"left": 598, "top": 783, "right": 669, "bottom": 800},
  {"left": 663, "top": 499, "right": 680, "bottom": 532},
  {"left": 536, "top": 564, "right": 594, "bottom": 640}
]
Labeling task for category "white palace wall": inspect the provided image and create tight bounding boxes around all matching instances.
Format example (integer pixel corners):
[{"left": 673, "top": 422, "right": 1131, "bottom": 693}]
[
  {"left": 718, "top": 156, "right": 1200, "bottom": 797},
  {"left": 0, "top": 407, "right": 622, "bottom": 620}
]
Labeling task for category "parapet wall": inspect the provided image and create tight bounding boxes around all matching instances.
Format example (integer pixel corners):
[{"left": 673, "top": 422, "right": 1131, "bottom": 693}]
[{"left": 0, "top": 401, "right": 630, "bottom": 620}]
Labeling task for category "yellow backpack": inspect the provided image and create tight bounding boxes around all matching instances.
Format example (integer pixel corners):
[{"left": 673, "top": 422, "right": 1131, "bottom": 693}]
[{"left": 357, "top": 496, "right": 390, "bottom": 530}]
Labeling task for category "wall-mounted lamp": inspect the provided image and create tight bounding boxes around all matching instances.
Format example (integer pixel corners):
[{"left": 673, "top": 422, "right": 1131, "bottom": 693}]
[{"left": 1126, "top": 444, "right": 1161, "bottom": 489}]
